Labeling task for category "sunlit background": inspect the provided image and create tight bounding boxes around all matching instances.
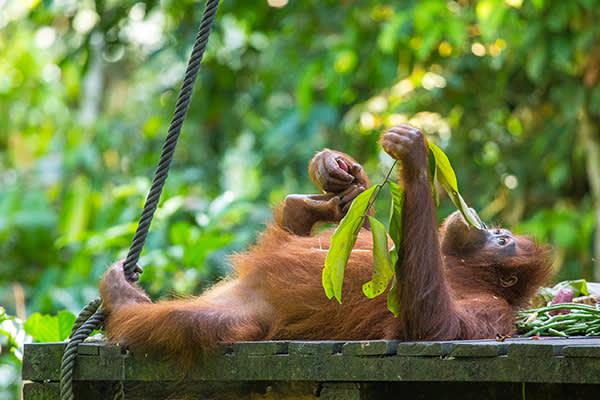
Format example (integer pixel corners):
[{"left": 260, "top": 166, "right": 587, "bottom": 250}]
[{"left": 1, "top": 0, "right": 600, "bottom": 396}]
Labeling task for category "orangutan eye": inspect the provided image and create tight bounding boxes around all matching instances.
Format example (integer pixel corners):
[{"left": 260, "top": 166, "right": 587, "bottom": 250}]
[
  {"left": 498, "top": 237, "right": 507, "bottom": 246},
  {"left": 494, "top": 229, "right": 502, "bottom": 235}
]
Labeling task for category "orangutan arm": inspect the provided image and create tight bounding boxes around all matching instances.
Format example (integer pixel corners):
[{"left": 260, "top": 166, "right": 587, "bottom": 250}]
[{"left": 380, "top": 125, "right": 463, "bottom": 340}]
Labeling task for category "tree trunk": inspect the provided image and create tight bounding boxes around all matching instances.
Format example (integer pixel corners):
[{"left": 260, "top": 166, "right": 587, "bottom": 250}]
[{"left": 579, "top": 110, "right": 600, "bottom": 281}]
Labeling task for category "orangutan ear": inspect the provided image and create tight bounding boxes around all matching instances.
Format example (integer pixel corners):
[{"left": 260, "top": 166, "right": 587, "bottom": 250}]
[{"left": 499, "top": 274, "right": 518, "bottom": 288}]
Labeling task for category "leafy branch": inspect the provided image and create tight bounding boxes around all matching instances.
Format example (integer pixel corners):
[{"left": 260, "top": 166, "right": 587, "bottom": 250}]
[{"left": 322, "top": 139, "right": 481, "bottom": 314}]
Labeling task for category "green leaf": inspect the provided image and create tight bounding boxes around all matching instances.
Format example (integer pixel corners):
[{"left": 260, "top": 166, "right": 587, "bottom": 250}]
[
  {"left": 57, "top": 175, "right": 93, "bottom": 246},
  {"left": 25, "top": 311, "right": 76, "bottom": 342},
  {"left": 377, "top": 13, "right": 410, "bottom": 54},
  {"left": 323, "top": 186, "right": 377, "bottom": 303},
  {"left": 296, "top": 63, "right": 320, "bottom": 118},
  {"left": 416, "top": 24, "right": 443, "bottom": 61},
  {"left": 589, "top": 85, "right": 600, "bottom": 117},
  {"left": 427, "top": 141, "right": 457, "bottom": 190},
  {"left": 57, "top": 311, "right": 76, "bottom": 340},
  {"left": 526, "top": 44, "right": 548, "bottom": 83},
  {"left": 531, "top": 0, "right": 544, "bottom": 9},
  {"left": 446, "top": 19, "right": 467, "bottom": 49},
  {"left": 388, "top": 181, "right": 404, "bottom": 250},
  {"left": 386, "top": 182, "right": 404, "bottom": 317},
  {"left": 428, "top": 141, "right": 482, "bottom": 229},
  {"left": 386, "top": 276, "right": 401, "bottom": 318},
  {"left": 476, "top": 0, "right": 506, "bottom": 41},
  {"left": 183, "top": 233, "right": 234, "bottom": 266},
  {"left": 389, "top": 248, "right": 398, "bottom": 268},
  {"left": 428, "top": 147, "right": 439, "bottom": 206},
  {"left": 362, "top": 216, "right": 394, "bottom": 298}
]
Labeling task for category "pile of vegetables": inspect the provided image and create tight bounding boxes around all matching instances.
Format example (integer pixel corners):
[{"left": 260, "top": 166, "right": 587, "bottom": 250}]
[{"left": 517, "top": 280, "right": 600, "bottom": 337}]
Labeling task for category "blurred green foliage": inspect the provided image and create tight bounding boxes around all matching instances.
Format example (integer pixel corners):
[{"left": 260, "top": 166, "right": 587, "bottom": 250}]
[
  {"left": 0, "top": 307, "right": 24, "bottom": 398},
  {"left": 24, "top": 310, "right": 75, "bottom": 342},
  {"left": 1, "top": 0, "right": 600, "bottom": 397}
]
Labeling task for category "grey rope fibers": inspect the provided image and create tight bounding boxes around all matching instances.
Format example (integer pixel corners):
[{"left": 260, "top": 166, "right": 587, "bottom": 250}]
[{"left": 59, "top": 1, "right": 220, "bottom": 399}]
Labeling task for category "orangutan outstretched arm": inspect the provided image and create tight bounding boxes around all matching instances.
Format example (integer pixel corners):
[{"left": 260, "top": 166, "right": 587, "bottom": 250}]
[
  {"left": 380, "top": 125, "right": 464, "bottom": 340},
  {"left": 99, "top": 260, "right": 274, "bottom": 367}
]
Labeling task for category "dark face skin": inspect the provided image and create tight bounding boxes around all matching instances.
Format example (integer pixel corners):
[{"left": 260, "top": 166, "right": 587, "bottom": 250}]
[{"left": 440, "top": 211, "right": 517, "bottom": 258}]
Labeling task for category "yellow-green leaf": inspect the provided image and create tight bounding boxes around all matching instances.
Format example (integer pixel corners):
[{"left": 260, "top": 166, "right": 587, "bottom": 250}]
[
  {"left": 323, "top": 186, "right": 377, "bottom": 303},
  {"left": 362, "top": 216, "right": 395, "bottom": 298},
  {"left": 388, "top": 181, "right": 404, "bottom": 250},
  {"left": 57, "top": 175, "right": 93, "bottom": 246},
  {"left": 24, "top": 311, "right": 76, "bottom": 342},
  {"left": 386, "top": 181, "right": 404, "bottom": 316},
  {"left": 428, "top": 141, "right": 482, "bottom": 229},
  {"left": 428, "top": 141, "right": 458, "bottom": 191},
  {"left": 386, "top": 276, "right": 401, "bottom": 318},
  {"left": 428, "top": 147, "right": 439, "bottom": 206}
]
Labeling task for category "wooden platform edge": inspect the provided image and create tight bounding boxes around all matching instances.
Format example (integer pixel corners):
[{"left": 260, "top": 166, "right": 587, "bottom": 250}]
[{"left": 22, "top": 338, "right": 600, "bottom": 385}]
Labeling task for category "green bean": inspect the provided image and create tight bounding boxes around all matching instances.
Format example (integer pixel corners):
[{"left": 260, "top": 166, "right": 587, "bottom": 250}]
[
  {"left": 547, "top": 328, "right": 568, "bottom": 337},
  {"left": 517, "top": 303, "right": 600, "bottom": 337},
  {"left": 563, "top": 324, "right": 589, "bottom": 335},
  {"left": 518, "top": 303, "right": 600, "bottom": 316},
  {"left": 585, "top": 324, "right": 600, "bottom": 333},
  {"left": 523, "top": 320, "right": 577, "bottom": 337}
]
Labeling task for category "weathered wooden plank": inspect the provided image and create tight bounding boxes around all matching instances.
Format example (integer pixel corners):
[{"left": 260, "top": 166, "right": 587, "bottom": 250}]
[
  {"left": 342, "top": 340, "right": 399, "bottom": 356},
  {"left": 396, "top": 341, "right": 450, "bottom": 357},
  {"left": 22, "top": 342, "right": 64, "bottom": 381},
  {"left": 450, "top": 342, "right": 506, "bottom": 358},
  {"left": 288, "top": 341, "right": 344, "bottom": 355},
  {"left": 507, "top": 342, "right": 558, "bottom": 358},
  {"left": 22, "top": 338, "right": 600, "bottom": 385},
  {"left": 23, "top": 382, "right": 60, "bottom": 400},
  {"left": 563, "top": 345, "right": 600, "bottom": 358},
  {"left": 22, "top": 381, "right": 114, "bottom": 400},
  {"left": 233, "top": 341, "right": 288, "bottom": 355}
]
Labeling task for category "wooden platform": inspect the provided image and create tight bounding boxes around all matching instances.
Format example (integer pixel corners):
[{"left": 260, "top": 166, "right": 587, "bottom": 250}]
[{"left": 22, "top": 337, "right": 600, "bottom": 399}]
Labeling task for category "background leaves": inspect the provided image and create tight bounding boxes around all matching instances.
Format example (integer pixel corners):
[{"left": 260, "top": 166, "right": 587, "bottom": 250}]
[{"left": 23, "top": 311, "right": 75, "bottom": 343}]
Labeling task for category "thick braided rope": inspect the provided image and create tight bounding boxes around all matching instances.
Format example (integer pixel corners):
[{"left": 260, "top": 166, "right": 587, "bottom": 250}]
[
  {"left": 69, "top": 298, "right": 102, "bottom": 338},
  {"left": 59, "top": 2, "right": 220, "bottom": 399},
  {"left": 60, "top": 308, "right": 105, "bottom": 400}
]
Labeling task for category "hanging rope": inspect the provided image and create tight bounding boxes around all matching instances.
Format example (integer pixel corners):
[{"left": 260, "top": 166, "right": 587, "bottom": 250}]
[
  {"left": 59, "top": 1, "right": 220, "bottom": 399},
  {"left": 69, "top": 298, "right": 102, "bottom": 337},
  {"left": 60, "top": 308, "right": 106, "bottom": 400}
]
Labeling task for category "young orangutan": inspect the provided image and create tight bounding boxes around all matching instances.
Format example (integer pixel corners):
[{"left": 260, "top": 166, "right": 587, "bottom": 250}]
[{"left": 99, "top": 124, "right": 553, "bottom": 366}]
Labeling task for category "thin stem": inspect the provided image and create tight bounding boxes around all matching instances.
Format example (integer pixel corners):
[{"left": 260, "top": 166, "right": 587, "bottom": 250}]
[
  {"left": 353, "top": 161, "right": 399, "bottom": 235},
  {"left": 365, "top": 160, "right": 399, "bottom": 217}
]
